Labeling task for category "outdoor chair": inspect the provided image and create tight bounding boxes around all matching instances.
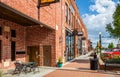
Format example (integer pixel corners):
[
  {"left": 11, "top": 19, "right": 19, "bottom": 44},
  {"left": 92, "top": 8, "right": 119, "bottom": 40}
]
[
  {"left": 13, "top": 61, "right": 24, "bottom": 75},
  {"left": 29, "top": 62, "right": 39, "bottom": 73}
]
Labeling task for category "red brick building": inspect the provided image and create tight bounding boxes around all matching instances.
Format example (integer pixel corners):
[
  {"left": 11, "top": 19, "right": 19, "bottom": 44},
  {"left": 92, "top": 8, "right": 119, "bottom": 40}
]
[
  {"left": 0, "top": 0, "right": 88, "bottom": 69},
  {"left": 88, "top": 39, "right": 93, "bottom": 51}
]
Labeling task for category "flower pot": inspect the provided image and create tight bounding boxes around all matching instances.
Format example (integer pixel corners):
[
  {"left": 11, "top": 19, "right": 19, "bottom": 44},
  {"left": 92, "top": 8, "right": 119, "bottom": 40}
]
[{"left": 57, "top": 63, "right": 63, "bottom": 67}]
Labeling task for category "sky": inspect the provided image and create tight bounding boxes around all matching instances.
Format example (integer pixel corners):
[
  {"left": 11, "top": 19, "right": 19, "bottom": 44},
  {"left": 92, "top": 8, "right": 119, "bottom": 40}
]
[{"left": 76, "top": 0, "right": 119, "bottom": 48}]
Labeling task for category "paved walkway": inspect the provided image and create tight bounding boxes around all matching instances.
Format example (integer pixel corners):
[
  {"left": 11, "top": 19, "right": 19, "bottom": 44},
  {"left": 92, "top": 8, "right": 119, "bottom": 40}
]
[
  {"left": 2, "top": 51, "right": 120, "bottom": 77},
  {"left": 43, "top": 52, "right": 120, "bottom": 77},
  {"left": 2, "top": 66, "right": 55, "bottom": 77}
]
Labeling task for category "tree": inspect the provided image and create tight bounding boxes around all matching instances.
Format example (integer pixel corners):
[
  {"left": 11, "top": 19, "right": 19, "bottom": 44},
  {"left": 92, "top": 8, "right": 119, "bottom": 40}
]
[
  {"left": 108, "top": 42, "right": 114, "bottom": 49},
  {"left": 106, "top": 2, "right": 120, "bottom": 43}
]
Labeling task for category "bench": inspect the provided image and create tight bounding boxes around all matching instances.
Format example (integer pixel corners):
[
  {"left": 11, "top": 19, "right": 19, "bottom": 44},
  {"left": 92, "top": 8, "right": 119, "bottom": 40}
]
[{"left": 104, "top": 60, "right": 120, "bottom": 71}]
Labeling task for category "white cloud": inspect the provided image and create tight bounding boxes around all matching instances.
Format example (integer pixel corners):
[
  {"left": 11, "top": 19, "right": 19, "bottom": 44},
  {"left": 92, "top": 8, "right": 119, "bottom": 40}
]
[
  {"left": 83, "top": 0, "right": 116, "bottom": 31},
  {"left": 82, "top": 0, "right": 117, "bottom": 48}
]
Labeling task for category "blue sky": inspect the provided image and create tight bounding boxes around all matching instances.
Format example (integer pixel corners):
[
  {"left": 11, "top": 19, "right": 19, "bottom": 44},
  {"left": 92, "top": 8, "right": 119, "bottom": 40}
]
[{"left": 76, "top": 0, "right": 119, "bottom": 48}]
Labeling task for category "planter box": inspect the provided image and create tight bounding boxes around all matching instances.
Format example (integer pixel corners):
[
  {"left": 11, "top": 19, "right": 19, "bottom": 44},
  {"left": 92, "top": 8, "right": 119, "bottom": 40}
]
[{"left": 98, "top": 56, "right": 105, "bottom": 70}]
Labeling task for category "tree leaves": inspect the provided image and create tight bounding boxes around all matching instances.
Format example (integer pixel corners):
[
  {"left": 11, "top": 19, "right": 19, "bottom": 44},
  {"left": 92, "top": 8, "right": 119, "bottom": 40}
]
[{"left": 106, "top": 3, "right": 120, "bottom": 40}]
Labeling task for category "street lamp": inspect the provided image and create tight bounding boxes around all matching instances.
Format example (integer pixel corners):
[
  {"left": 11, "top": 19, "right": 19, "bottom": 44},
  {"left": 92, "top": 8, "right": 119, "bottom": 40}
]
[{"left": 99, "top": 32, "right": 102, "bottom": 54}]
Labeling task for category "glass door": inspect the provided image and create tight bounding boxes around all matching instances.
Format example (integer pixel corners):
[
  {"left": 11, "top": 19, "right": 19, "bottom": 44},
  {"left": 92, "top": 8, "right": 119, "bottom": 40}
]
[{"left": 66, "top": 30, "right": 74, "bottom": 62}]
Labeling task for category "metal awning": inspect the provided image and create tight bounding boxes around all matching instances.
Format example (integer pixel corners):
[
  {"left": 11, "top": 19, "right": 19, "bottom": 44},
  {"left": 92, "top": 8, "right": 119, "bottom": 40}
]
[{"left": 0, "top": 2, "right": 54, "bottom": 30}]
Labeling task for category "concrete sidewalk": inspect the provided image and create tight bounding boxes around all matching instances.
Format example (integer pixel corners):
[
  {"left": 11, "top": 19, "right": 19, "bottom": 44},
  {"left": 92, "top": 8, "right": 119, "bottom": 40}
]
[
  {"left": 43, "top": 51, "right": 120, "bottom": 77},
  {"left": 2, "top": 51, "right": 93, "bottom": 77},
  {"left": 2, "top": 66, "right": 56, "bottom": 77},
  {"left": 3, "top": 51, "right": 120, "bottom": 77}
]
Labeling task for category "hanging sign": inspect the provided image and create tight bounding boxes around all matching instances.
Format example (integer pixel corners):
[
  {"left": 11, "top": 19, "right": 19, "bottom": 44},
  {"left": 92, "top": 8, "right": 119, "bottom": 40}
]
[
  {"left": 41, "top": 0, "right": 55, "bottom": 3},
  {"left": 40, "top": 0, "right": 59, "bottom": 4}
]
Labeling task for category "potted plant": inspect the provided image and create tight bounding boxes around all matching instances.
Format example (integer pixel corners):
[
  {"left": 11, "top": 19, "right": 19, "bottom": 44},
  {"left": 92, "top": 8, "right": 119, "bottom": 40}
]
[{"left": 57, "top": 57, "right": 63, "bottom": 67}]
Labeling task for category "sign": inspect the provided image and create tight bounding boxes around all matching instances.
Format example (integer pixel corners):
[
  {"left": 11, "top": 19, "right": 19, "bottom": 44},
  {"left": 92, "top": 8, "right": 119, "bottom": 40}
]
[
  {"left": 41, "top": 0, "right": 55, "bottom": 3},
  {"left": 40, "top": 0, "right": 59, "bottom": 4},
  {"left": 4, "top": 61, "right": 10, "bottom": 67},
  {"left": 78, "top": 32, "right": 83, "bottom": 36},
  {"left": 81, "top": 37, "right": 86, "bottom": 40},
  {"left": 4, "top": 26, "right": 10, "bottom": 32}
]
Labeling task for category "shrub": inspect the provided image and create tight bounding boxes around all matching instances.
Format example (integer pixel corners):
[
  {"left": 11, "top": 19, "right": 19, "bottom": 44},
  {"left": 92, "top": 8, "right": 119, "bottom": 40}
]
[
  {"left": 101, "top": 53, "right": 120, "bottom": 63},
  {"left": 57, "top": 57, "right": 63, "bottom": 64}
]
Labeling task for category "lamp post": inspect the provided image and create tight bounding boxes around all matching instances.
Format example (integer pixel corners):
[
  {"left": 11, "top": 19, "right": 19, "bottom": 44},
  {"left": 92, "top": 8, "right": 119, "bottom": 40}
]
[{"left": 99, "top": 32, "right": 102, "bottom": 55}]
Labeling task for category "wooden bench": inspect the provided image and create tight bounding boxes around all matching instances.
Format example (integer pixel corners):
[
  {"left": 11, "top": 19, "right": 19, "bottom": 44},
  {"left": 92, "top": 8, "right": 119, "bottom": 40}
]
[{"left": 105, "top": 60, "right": 120, "bottom": 71}]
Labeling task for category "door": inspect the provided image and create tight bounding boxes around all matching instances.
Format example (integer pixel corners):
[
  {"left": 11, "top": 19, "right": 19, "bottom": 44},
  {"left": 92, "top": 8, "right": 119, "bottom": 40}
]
[
  {"left": 43, "top": 45, "right": 51, "bottom": 66},
  {"left": 27, "top": 46, "right": 40, "bottom": 65}
]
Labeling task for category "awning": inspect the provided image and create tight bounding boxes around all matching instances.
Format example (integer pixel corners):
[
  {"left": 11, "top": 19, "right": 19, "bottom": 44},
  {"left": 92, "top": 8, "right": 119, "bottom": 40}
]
[{"left": 0, "top": 2, "right": 54, "bottom": 30}]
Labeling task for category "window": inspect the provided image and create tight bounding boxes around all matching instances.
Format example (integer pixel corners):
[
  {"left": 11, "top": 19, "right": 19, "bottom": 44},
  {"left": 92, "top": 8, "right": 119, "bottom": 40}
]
[
  {"left": 0, "top": 40, "right": 1, "bottom": 62},
  {"left": 0, "top": 27, "right": 2, "bottom": 35},
  {"left": 11, "top": 41, "right": 16, "bottom": 61},
  {"left": 72, "top": 16, "right": 75, "bottom": 28},
  {"left": 11, "top": 30, "right": 16, "bottom": 37},
  {"left": 65, "top": 3, "right": 68, "bottom": 23}
]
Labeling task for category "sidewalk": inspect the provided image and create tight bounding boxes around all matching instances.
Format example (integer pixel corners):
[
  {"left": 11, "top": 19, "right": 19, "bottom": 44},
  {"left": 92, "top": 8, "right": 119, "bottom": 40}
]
[
  {"left": 43, "top": 51, "right": 120, "bottom": 77},
  {"left": 2, "top": 51, "right": 120, "bottom": 77},
  {"left": 2, "top": 66, "right": 55, "bottom": 77}
]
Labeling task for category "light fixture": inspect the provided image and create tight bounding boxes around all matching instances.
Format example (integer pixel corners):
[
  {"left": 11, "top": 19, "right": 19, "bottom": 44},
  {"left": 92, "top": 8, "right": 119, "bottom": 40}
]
[{"left": 40, "top": 24, "right": 43, "bottom": 27}]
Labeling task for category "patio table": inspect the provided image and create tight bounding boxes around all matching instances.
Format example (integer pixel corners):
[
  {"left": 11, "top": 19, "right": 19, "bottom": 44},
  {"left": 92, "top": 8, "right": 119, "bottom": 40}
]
[{"left": 22, "top": 62, "right": 39, "bottom": 73}]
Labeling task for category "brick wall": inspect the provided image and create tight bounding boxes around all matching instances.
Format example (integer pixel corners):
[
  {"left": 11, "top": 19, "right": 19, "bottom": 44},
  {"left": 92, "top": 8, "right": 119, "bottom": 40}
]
[
  {"left": 1, "top": 0, "right": 38, "bottom": 20},
  {"left": 0, "top": 0, "right": 56, "bottom": 29},
  {"left": 26, "top": 26, "right": 56, "bottom": 66},
  {"left": 0, "top": 0, "right": 88, "bottom": 67},
  {"left": 0, "top": 18, "right": 26, "bottom": 68}
]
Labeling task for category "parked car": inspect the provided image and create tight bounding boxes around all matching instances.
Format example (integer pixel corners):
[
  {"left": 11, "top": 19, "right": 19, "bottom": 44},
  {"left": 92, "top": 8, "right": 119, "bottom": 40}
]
[{"left": 102, "top": 48, "right": 120, "bottom": 59}]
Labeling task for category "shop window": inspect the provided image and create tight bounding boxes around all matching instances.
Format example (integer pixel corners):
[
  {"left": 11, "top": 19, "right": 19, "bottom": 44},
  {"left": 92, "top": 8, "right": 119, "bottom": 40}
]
[
  {"left": 0, "top": 27, "right": 2, "bottom": 35},
  {"left": 65, "top": 3, "right": 69, "bottom": 23},
  {"left": 11, "top": 41, "right": 16, "bottom": 61},
  {"left": 11, "top": 30, "right": 16, "bottom": 37},
  {"left": 0, "top": 40, "right": 1, "bottom": 62}
]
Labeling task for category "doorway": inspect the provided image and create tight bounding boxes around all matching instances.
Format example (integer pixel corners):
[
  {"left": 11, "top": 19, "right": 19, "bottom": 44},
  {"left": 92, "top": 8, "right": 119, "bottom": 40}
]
[
  {"left": 27, "top": 46, "right": 40, "bottom": 65},
  {"left": 43, "top": 45, "right": 51, "bottom": 66}
]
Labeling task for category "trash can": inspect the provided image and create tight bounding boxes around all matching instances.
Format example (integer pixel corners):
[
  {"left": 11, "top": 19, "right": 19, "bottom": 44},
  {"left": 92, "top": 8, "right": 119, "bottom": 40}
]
[{"left": 90, "top": 58, "right": 98, "bottom": 70}]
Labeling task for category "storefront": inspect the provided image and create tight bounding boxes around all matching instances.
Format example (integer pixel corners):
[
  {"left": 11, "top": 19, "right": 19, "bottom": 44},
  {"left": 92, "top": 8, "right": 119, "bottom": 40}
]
[
  {"left": 65, "top": 30, "right": 74, "bottom": 62},
  {"left": 0, "top": 2, "right": 55, "bottom": 68}
]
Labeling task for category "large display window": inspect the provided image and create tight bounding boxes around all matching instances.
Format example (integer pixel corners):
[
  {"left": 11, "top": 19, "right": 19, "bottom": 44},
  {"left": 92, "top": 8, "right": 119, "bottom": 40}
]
[{"left": 66, "top": 30, "right": 74, "bottom": 61}]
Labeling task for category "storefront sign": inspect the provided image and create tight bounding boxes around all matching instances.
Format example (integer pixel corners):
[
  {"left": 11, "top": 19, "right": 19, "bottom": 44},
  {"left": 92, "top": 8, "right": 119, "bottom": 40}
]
[
  {"left": 82, "top": 37, "right": 86, "bottom": 40},
  {"left": 40, "top": 0, "right": 59, "bottom": 4},
  {"left": 78, "top": 32, "right": 83, "bottom": 36},
  {"left": 4, "top": 26, "right": 10, "bottom": 32},
  {"left": 41, "top": 0, "right": 55, "bottom": 3},
  {"left": 4, "top": 61, "right": 10, "bottom": 67},
  {"left": 16, "top": 51, "right": 26, "bottom": 54}
]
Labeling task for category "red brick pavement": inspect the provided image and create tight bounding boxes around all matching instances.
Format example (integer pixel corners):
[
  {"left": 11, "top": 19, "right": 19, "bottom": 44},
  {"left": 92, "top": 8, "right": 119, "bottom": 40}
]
[{"left": 43, "top": 59, "right": 120, "bottom": 77}]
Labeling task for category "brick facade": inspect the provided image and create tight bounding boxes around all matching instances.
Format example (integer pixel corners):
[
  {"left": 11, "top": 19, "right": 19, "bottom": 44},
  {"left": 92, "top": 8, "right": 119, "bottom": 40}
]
[
  {"left": 0, "top": 0, "right": 88, "bottom": 68},
  {"left": 0, "top": 19, "right": 26, "bottom": 68}
]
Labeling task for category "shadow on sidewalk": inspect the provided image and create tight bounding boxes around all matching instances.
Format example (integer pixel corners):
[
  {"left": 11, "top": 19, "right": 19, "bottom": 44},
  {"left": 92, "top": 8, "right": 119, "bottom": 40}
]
[
  {"left": 71, "top": 59, "right": 90, "bottom": 63},
  {"left": 56, "top": 68, "right": 120, "bottom": 75}
]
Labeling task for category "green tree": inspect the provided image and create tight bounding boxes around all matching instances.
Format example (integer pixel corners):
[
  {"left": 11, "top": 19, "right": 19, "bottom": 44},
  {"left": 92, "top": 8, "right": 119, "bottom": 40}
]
[
  {"left": 108, "top": 42, "right": 114, "bottom": 49},
  {"left": 106, "top": 2, "right": 120, "bottom": 43}
]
